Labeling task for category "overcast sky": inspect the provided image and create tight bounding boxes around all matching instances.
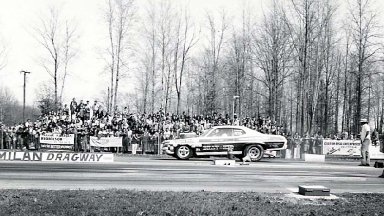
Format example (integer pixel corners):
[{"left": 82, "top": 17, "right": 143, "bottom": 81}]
[
  {"left": 0, "top": 0, "right": 383, "bottom": 107},
  {"left": 0, "top": 0, "right": 264, "bottom": 107}
]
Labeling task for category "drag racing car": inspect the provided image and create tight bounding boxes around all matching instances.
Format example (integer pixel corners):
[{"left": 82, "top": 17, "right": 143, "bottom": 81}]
[{"left": 162, "top": 126, "right": 287, "bottom": 161}]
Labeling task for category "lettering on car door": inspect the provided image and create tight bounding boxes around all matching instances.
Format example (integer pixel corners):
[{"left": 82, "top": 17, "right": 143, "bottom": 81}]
[
  {"left": 232, "top": 128, "right": 247, "bottom": 152},
  {"left": 199, "top": 128, "right": 234, "bottom": 153}
]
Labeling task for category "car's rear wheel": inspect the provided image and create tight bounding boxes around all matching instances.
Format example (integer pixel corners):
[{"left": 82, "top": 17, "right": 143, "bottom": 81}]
[
  {"left": 175, "top": 145, "right": 193, "bottom": 160},
  {"left": 244, "top": 145, "right": 264, "bottom": 162}
]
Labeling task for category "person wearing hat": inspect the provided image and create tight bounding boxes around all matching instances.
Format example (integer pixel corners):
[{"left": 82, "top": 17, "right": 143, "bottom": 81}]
[{"left": 359, "top": 118, "right": 371, "bottom": 166}]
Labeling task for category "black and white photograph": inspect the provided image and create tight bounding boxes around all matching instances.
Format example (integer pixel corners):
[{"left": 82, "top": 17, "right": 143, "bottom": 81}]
[{"left": 0, "top": 0, "right": 383, "bottom": 215}]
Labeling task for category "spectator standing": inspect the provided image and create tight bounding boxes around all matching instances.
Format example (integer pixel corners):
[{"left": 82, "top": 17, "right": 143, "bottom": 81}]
[
  {"left": 121, "top": 128, "right": 129, "bottom": 153},
  {"left": 314, "top": 133, "right": 323, "bottom": 154},
  {"left": 70, "top": 126, "right": 79, "bottom": 152},
  {"left": 371, "top": 128, "right": 378, "bottom": 147},
  {"left": 5, "top": 128, "right": 11, "bottom": 149},
  {"left": 82, "top": 123, "right": 90, "bottom": 152},
  {"left": 131, "top": 132, "right": 139, "bottom": 155},
  {"left": 148, "top": 131, "right": 157, "bottom": 153},
  {"left": 293, "top": 132, "right": 301, "bottom": 159},
  {"left": 85, "top": 101, "right": 91, "bottom": 121},
  {"left": 284, "top": 134, "right": 293, "bottom": 159},
  {"left": 63, "top": 104, "right": 70, "bottom": 117},
  {"left": 70, "top": 98, "right": 77, "bottom": 118},
  {"left": 301, "top": 133, "right": 310, "bottom": 158},
  {"left": 91, "top": 100, "right": 98, "bottom": 119},
  {"left": 122, "top": 107, "right": 129, "bottom": 118},
  {"left": 0, "top": 123, "right": 4, "bottom": 149},
  {"left": 359, "top": 119, "right": 371, "bottom": 166},
  {"left": 142, "top": 128, "right": 150, "bottom": 155},
  {"left": 163, "top": 128, "right": 171, "bottom": 140},
  {"left": 77, "top": 100, "right": 85, "bottom": 121},
  {"left": 233, "top": 115, "right": 240, "bottom": 126}
]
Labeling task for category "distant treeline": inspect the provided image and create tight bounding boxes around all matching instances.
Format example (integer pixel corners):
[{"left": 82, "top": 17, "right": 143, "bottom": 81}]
[{"left": 0, "top": 87, "right": 40, "bottom": 125}]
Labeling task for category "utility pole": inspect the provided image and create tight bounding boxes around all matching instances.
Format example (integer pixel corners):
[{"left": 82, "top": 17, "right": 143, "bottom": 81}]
[
  {"left": 233, "top": 95, "right": 240, "bottom": 125},
  {"left": 0, "top": 106, "right": 3, "bottom": 149},
  {"left": 20, "top": 70, "right": 31, "bottom": 123}
]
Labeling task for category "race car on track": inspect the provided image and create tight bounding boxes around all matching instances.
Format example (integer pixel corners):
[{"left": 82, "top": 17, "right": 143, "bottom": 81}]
[{"left": 162, "top": 125, "right": 287, "bottom": 161}]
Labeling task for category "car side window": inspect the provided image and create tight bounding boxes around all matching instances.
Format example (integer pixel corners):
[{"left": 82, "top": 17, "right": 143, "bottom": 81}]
[
  {"left": 233, "top": 129, "right": 245, "bottom": 136},
  {"left": 207, "top": 129, "right": 219, "bottom": 137},
  {"left": 217, "top": 128, "right": 233, "bottom": 137},
  {"left": 207, "top": 128, "right": 233, "bottom": 137}
]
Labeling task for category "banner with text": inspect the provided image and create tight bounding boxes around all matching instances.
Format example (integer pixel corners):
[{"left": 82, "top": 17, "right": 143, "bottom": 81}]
[
  {"left": 322, "top": 139, "right": 384, "bottom": 159},
  {"left": 0, "top": 151, "right": 114, "bottom": 162},
  {"left": 39, "top": 134, "right": 75, "bottom": 150},
  {"left": 322, "top": 140, "right": 361, "bottom": 156},
  {"left": 90, "top": 136, "right": 122, "bottom": 147}
]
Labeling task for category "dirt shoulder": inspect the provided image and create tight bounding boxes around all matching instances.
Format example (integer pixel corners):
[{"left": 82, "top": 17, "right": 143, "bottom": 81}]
[{"left": 0, "top": 190, "right": 382, "bottom": 216}]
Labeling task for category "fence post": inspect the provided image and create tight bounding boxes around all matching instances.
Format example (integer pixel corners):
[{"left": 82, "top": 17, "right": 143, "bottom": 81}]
[{"left": 0, "top": 128, "right": 3, "bottom": 149}]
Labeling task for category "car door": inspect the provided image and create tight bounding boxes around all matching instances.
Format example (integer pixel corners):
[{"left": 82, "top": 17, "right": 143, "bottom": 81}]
[
  {"left": 231, "top": 128, "right": 247, "bottom": 153},
  {"left": 197, "top": 128, "right": 234, "bottom": 155}
]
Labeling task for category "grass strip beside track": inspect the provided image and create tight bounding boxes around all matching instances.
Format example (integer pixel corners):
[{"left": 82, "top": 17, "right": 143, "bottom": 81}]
[{"left": 0, "top": 190, "right": 382, "bottom": 216}]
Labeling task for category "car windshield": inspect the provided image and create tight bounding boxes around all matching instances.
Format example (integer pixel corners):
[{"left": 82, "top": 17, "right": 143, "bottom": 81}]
[{"left": 200, "top": 128, "right": 214, "bottom": 137}]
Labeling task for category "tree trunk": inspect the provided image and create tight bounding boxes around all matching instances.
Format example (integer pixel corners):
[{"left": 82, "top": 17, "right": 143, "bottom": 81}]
[
  {"left": 54, "top": 59, "right": 58, "bottom": 111},
  {"left": 335, "top": 58, "right": 341, "bottom": 133}
]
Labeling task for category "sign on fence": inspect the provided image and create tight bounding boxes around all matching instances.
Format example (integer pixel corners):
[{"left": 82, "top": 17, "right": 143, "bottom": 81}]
[
  {"left": 39, "top": 134, "right": 74, "bottom": 150},
  {"left": 90, "top": 136, "right": 122, "bottom": 147},
  {"left": 0, "top": 151, "right": 114, "bottom": 162},
  {"left": 322, "top": 139, "right": 384, "bottom": 159},
  {"left": 322, "top": 140, "right": 361, "bottom": 156},
  {"left": 40, "top": 134, "right": 75, "bottom": 144}
]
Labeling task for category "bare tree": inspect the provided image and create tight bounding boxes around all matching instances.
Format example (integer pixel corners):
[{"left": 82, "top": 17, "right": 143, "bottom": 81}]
[
  {"left": 137, "top": 51, "right": 152, "bottom": 113},
  {"left": 106, "top": 0, "right": 115, "bottom": 113},
  {"left": 60, "top": 22, "right": 78, "bottom": 102},
  {"left": 203, "top": 10, "right": 228, "bottom": 114},
  {"left": 281, "top": 0, "right": 340, "bottom": 135},
  {"left": 225, "top": 3, "right": 255, "bottom": 121},
  {"left": 34, "top": 6, "right": 78, "bottom": 110},
  {"left": 172, "top": 5, "right": 198, "bottom": 114},
  {"left": 348, "top": 0, "right": 380, "bottom": 134},
  {"left": 141, "top": 0, "right": 158, "bottom": 113},
  {"left": 252, "top": 0, "right": 293, "bottom": 123},
  {"left": 104, "top": 0, "right": 135, "bottom": 113},
  {"left": 156, "top": 0, "right": 173, "bottom": 111}
]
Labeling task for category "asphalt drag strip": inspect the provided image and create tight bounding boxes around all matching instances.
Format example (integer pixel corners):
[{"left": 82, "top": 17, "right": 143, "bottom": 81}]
[{"left": 0, "top": 157, "right": 383, "bottom": 193}]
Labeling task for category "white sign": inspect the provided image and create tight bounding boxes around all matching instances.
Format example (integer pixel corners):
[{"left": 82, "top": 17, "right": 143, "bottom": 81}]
[
  {"left": 322, "top": 140, "right": 361, "bottom": 156},
  {"left": 0, "top": 151, "right": 114, "bottom": 163},
  {"left": 90, "top": 136, "right": 122, "bottom": 147},
  {"left": 322, "top": 140, "right": 384, "bottom": 159},
  {"left": 40, "top": 134, "right": 75, "bottom": 145}
]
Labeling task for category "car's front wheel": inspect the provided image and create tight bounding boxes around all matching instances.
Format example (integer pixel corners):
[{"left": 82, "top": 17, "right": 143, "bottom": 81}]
[
  {"left": 175, "top": 145, "right": 193, "bottom": 160},
  {"left": 244, "top": 144, "right": 264, "bottom": 162}
]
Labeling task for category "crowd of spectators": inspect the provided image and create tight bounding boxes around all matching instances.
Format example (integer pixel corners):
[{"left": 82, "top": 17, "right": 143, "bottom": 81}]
[
  {"left": 0, "top": 98, "right": 286, "bottom": 153},
  {"left": 4, "top": 97, "right": 373, "bottom": 158},
  {"left": 3, "top": 97, "right": 380, "bottom": 159}
]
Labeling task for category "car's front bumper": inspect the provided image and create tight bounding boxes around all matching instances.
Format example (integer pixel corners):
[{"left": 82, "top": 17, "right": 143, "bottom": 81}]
[
  {"left": 264, "top": 141, "right": 287, "bottom": 150},
  {"left": 162, "top": 145, "right": 174, "bottom": 155}
]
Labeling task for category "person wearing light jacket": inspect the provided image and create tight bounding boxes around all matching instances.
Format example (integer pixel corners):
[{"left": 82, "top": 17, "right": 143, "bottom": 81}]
[{"left": 359, "top": 119, "right": 371, "bottom": 166}]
